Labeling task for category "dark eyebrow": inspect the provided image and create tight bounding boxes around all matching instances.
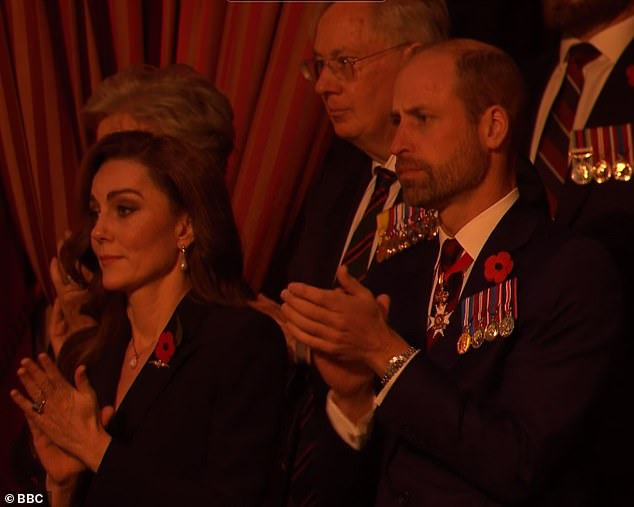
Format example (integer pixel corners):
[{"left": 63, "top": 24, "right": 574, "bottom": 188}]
[
  {"left": 106, "top": 189, "right": 143, "bottom": 201},
  {"left": 90, "top": 189, "right": 143, "bottom": 204}
]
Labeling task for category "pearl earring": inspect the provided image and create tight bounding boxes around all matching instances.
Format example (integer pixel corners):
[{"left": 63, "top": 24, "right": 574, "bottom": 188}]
[{"left": 179, "top": 245, "right": 188, "bottom": 272}]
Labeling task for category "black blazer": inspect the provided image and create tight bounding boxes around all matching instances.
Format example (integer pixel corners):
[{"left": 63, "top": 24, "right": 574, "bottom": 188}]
[
  {"left": 315, "top": 200, "right": 623, "bottom": 506},
  {"left": 525, "top": 38, "right": 634, "bottom": 505},
  {"left": 263, "top": 138, "right": 372, "bottom": 296},
  {"left": 77, "top": 295, "right": 287, "bottom": 507}
]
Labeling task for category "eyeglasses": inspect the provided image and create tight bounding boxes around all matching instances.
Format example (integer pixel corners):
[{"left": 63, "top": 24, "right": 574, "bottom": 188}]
[{"left": 300, "top": 43, "right": 408, "bottom": 83}]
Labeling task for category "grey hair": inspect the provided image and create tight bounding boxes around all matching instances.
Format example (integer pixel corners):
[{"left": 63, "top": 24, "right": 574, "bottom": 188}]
[
  {"left": 314, "top": 0, "right": 449, "bottom": 45},
  {"left": 368, "top": 0, "right": 449, "bottom": 45},
  {"left": 83, "top": 64, "right": 234, "bottom": 170}
]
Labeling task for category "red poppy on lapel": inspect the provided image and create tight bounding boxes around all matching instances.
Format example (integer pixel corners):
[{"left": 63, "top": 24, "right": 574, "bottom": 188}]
[
  {"left": 484, "top": 251, "right": 513, "bottom": 284},
  {"left": 627, "top": 65, "right": 634, "bottom": 87},
  {"left": 154, "top": 331, "right": 176, "bottom": 365}
]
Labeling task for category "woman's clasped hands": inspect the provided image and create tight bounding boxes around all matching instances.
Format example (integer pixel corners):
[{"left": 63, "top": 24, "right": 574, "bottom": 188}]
[{"left": 10, "top": 354, "right": 114, "bottom": 488}]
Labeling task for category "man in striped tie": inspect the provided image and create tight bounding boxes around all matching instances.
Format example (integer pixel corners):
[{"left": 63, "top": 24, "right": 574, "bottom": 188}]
[{"left": 526, "top": 1, "right": 634, "bottom": 504}]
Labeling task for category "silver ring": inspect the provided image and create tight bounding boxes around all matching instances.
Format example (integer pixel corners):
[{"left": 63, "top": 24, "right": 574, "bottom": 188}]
[{"left": 31, "top": 399, "right": 47, "bottom": 415}]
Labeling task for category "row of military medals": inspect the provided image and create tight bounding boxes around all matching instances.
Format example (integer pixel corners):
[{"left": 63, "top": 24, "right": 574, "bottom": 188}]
[
  {"left": 569, "top": 124, "right": 633, "bottom": 185},
  {"left": 457, "top": 278, "right": 517, "bottom": 355},
  {"left": 376, "top": 204, "right": 439, "bottom": 263}
]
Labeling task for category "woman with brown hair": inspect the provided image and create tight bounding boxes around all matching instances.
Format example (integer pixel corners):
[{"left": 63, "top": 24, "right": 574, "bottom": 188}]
[{"left": 11, "top": 130, "right": 287, "bottom": 506}]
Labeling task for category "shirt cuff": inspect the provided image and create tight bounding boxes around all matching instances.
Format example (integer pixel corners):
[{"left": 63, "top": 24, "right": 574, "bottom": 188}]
[
  {"left": 325, "top": 390, "right": 375, "bottom": 450},
  {"left": 375, "top": 349, "right": 419, "bottom": 406}
]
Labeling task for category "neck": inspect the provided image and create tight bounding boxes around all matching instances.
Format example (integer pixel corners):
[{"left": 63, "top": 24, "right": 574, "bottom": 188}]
[
  {"left": 127, "top": 271, "right": 191, "bottom": 348},
  {"left": 575, "top": 4, "right": 634, "bottom": 39},
  {"left": 439, "top": 156, "right": 515, "bottom": 236}
]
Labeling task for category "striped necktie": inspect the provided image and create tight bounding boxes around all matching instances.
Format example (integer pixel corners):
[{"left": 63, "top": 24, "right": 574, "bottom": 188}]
[
  {"left": 341, "top": 167, "right": 397, "bottom": 281},
  {"left": 534, "top": 42, "right": 600, "bottom": 215}
]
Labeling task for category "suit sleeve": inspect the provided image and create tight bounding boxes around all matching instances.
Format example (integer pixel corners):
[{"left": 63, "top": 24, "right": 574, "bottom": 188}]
[
  {"left": 83, "top": 309, "right": 288, "bottom": 507},
  {"left": 376, "top": 237, "right": 623, "bottom": 503}
]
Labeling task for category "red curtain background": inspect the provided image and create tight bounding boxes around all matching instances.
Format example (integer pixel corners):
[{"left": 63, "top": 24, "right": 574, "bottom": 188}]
[{"left": 0, "top": 0, "right": 331, "bottom": 490}]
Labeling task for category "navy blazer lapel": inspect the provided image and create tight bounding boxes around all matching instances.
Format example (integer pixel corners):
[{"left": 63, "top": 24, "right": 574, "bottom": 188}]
[
  {"left": 367, "top": 237, "right": 439, "bottom": 350},
  {"left": 427, "top": 202, "right": 539, "bottom": 369},
  {"left": 586, "top": 38, "right": 634, "bottom": 127},
  {"left": 107, "top": 296, "right": 207, "bottom": 440},
  {"left": 555, "top": 180, "right": 591, "bottom": 226}
]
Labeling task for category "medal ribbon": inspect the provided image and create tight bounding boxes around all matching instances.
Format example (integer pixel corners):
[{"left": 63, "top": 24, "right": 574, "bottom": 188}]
[{"left": 461, "top": 296, "right": 470, "bottom": 335}]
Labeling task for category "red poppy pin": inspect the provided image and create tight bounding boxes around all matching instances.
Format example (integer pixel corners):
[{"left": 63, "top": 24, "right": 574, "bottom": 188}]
[
  {"left": 484, "top": 251, "right": 514, "bottom": 284},
  {"left": 627, "top": 65, "right": 634, "bottom": 87},
  {"left": 150, "top": 331, "right": 176, "bottom": 368}
]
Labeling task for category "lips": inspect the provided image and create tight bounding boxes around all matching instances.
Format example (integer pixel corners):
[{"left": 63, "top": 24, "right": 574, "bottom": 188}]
[
  {"left": 98, "top": 255, "right": 123, "bottom": 266},
  {"left": 327, "top": 108, "right": 349, "bottom": 120},
  {"left": 395, "top": 160, "right": 419, "bottom": 176}
]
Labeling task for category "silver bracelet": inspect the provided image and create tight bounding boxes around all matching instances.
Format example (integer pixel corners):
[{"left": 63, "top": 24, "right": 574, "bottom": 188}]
[{"left": 380, "top": 346, "right": 419, "bottom": 386}]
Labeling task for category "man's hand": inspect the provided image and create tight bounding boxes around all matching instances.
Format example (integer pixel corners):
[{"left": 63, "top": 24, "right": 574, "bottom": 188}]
[{"left": 281, "top": 265, "right": 410, "bottom": 375}]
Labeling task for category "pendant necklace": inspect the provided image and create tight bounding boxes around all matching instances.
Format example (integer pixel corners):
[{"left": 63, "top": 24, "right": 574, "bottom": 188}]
[{"left": 128, "top": 337, "right": 140, "bottom": 368}]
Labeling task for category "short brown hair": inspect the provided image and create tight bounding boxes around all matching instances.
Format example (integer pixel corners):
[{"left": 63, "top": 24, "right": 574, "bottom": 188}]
[{"left": 434, "top": 39, "right": 527, "bottom": 149}]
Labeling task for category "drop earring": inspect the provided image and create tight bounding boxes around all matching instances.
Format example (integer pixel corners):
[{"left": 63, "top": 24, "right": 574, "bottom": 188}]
[{"left": 179, "top": 245, "right": 188, "bottom": 272}]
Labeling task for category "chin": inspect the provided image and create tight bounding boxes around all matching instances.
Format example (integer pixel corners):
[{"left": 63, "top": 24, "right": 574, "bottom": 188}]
[
  {"left": 331, "top": 122, "right": 360, "bottom": 142},
  {"left": 100, "top": 274, "right": 129, "bottom": 292}
]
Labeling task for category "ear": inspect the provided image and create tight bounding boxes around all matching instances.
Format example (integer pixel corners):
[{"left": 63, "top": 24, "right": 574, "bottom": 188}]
[
  {"left": 401, "top": 42, "right": 422, "bottom": 63},
  {"left": 478, "top": 105, "right": 509, "bottom": 151},
  {"left": 175, "top": 213, "right": 195, "bottom": 248}
]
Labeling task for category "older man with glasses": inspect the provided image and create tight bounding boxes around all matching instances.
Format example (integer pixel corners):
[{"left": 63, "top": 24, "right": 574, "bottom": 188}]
[
  {"left": 262, "top": 0, "right": 448, "bottom": 326},
  {"left": 258, "top": 2, "right": 449, "bottom": 506}
]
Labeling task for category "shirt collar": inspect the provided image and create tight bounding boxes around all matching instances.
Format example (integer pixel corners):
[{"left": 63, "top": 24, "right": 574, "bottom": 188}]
[
  {"left": 560, "top": 13, "right": 634, "bottom": 64},
  {"left": 438, "top": 188, "right": 519, "bottom": 261},
  {"left": 372, "top": 154, "right": 397, "bottom": 175}
]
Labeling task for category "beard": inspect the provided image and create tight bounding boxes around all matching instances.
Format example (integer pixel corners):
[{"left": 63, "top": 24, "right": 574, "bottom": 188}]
[
  {"left": 542, "top": 0, "right": 630, "bottom": 37},
  {"left": 396, "top": 133, "right": 489, "bottom": 210}
]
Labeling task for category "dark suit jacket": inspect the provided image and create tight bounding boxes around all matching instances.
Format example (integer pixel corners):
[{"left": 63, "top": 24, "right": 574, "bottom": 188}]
[
  {"left": 76, "top": 295, "right": 287, "bottom": 507},
  {"left": 322, "top": 200, "right": 623, "bottom": 506},
  {"left": 263, "top": 137, "right": 372, "bottom": 296},
  {"left": 525, "top": 37, "right": 634, "bottom": 505}
]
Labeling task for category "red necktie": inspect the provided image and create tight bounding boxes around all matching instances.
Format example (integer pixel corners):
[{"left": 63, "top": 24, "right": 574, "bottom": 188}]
[
  {"left": 426, "top": 238, "right": 473, "bottom": 350},
  {"left": 534, "top": 42, "right": 600, "bottom": 215}
]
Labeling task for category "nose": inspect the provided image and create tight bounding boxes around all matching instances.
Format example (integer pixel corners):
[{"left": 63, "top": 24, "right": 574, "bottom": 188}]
[
  {"left": 314, "top": 63, "right": 342, "bottom": 97},
  {"left": 390, "top": 122, "right": 411, "bottom": 157},
  {"left": 91, "top": 213, "right": 111, "bottom": 243}
]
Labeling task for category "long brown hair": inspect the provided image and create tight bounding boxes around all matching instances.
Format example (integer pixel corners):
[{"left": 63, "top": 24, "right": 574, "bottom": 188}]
[{"left": 57, "top": 131, "right": 250, "bottom": 380}]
